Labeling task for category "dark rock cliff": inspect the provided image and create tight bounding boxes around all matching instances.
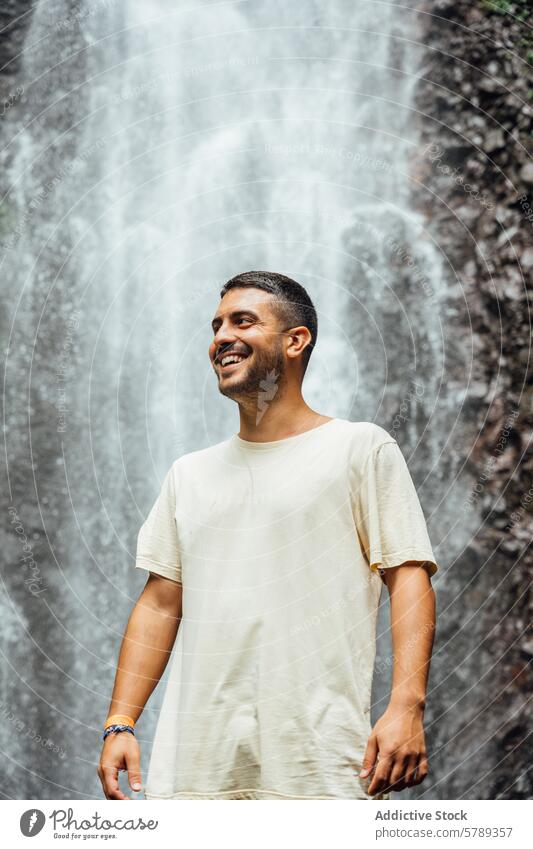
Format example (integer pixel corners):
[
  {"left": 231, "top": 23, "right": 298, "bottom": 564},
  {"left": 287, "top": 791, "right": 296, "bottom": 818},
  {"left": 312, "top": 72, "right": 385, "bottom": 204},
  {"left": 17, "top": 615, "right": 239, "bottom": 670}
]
[{"left": 411, "top": 0, "right": 532, "bottom": 799}]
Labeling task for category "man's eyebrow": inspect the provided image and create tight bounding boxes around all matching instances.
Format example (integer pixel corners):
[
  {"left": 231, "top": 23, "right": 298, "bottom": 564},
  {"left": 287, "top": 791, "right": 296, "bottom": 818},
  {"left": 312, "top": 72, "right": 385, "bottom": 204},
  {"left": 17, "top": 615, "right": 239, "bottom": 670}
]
[{"left": 211, "top": 310, "right": 259, "bottom": 331}]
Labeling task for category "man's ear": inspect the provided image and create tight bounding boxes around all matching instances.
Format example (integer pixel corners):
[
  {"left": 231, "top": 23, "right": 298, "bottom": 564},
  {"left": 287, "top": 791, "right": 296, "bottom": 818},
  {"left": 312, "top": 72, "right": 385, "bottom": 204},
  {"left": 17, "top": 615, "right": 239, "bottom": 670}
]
[{"left": 286, "top": 325, "right": 312, "bottom": 361}]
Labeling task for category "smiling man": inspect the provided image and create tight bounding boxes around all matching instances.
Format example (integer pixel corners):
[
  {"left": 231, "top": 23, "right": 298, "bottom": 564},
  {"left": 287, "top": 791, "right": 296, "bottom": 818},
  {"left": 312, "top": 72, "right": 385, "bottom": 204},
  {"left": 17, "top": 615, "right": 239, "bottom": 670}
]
[{"left": 98, "top": 270, "right": 438, "bottom": 801}]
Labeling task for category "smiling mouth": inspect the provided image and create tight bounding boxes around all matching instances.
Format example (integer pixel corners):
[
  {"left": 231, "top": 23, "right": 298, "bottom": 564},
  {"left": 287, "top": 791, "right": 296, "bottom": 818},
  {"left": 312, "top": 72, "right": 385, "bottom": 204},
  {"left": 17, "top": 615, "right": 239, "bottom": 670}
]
[{"left": 217, "top": 352, "right": 250, "bottom": 372}]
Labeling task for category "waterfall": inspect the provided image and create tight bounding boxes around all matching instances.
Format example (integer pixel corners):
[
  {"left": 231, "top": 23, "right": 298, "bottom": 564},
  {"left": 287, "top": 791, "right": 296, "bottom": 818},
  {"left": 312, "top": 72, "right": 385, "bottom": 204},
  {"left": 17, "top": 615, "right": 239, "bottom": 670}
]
[{"left": 1, "top": 0, "right": 462, "bottom": 799}]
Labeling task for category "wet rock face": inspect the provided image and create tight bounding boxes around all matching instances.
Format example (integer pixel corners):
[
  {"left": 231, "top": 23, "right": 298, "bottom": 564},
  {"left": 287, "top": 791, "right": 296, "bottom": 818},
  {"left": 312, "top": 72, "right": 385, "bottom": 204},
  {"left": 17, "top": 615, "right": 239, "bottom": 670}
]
[
  {"left": 412, "top": 1, "right": 532, "bottom": 800},
  {"left": 0, "top": 0, "right": 34, "bottom": 136},
  {"left": 0, "top": 1, "right": 34, "bottom": 80}
]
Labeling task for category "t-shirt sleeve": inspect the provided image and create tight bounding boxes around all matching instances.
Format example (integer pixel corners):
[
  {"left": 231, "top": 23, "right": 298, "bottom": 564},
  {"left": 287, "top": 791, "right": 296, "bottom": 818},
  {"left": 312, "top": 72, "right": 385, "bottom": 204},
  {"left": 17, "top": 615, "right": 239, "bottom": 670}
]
[
  {"left": 135, "top": 463, "right": 182, "bottom": 584},
  {"left": 353, "top": 440, "right": 438, "bottom": 579}
]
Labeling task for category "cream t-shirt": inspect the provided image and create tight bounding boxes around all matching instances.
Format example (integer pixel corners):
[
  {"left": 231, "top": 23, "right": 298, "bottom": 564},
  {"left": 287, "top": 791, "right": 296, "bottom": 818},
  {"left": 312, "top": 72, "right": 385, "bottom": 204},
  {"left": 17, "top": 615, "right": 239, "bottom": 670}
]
[{"left": 135, "top": 418, "right": 438, "bottom": 800}]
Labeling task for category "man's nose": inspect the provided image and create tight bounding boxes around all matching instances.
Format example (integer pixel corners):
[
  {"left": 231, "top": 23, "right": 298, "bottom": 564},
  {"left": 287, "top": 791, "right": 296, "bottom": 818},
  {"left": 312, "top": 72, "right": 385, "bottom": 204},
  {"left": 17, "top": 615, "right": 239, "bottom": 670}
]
[{"left": 213, "top": 328, "right": 236, "bottom": 358}]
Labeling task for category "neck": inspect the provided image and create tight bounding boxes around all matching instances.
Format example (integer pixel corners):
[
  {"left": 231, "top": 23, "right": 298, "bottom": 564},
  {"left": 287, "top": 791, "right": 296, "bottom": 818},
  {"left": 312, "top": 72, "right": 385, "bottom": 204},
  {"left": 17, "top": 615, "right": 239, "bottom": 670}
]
[{"left": 236, "top": 400, "right": 329, "bottom": 442}]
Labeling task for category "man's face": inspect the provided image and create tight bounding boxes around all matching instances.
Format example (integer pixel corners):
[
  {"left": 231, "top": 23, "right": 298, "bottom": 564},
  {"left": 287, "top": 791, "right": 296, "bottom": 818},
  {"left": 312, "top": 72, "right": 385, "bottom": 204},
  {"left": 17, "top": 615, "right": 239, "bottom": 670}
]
[{"left": 209, "top": 287, "right": 287, "bottom": 400}]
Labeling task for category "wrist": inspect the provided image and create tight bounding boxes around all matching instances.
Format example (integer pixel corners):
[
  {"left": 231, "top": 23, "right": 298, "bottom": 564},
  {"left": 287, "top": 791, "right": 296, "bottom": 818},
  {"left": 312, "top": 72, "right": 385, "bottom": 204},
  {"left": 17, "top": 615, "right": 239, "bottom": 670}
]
[
  {"left": 389, "top": 693, "right": 426, "bottom": 712},
  {"left": 104, "top": 713, "right": 136, "bottom": 730},
  {"left": 103, "top": 724, "right": 135, "bottom": 742}
]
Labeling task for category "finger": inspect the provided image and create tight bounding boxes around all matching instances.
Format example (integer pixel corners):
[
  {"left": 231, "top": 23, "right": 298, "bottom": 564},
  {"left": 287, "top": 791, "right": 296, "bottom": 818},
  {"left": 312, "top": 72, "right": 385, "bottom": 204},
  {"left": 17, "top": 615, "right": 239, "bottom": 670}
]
[
  {"left": 125, "top": 747, "right": 143, "bottom": 793},
  {"left": 386, "top": 755, "right": 410, "bottom": 793},
  {"left": 359, "top": 735, "right": 378, "bottom": 778},
  {"left": 102, "top": 764, "right": 129, "bottom": 800},
  {"left": 402, "top": 754, "right": 420, "bottom": 788},
  {"left": 387, "top": 754, "right": 420, "bottom": 793},
  {"left": 368, "top": 754, "right": 393, "bottom": 796},
  {"left": 411, "top": 753, "right": 429, "bottom": 786},
  {"left": 97, "top": 766, "right": 108, "bottom": 800}
]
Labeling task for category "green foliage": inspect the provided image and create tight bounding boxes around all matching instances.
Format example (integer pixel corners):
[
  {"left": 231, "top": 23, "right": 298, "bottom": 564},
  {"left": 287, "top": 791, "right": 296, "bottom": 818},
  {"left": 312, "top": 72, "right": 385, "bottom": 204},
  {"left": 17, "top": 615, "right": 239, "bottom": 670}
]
[
  {"left": 484, "top": 0, "right": 533, "bottom": 71},
  {"left": 483, "top": 0, "right": 531, "bottom": 17},
  {"left": 482, "top": 0, "right": 511, "bottom": 13}
]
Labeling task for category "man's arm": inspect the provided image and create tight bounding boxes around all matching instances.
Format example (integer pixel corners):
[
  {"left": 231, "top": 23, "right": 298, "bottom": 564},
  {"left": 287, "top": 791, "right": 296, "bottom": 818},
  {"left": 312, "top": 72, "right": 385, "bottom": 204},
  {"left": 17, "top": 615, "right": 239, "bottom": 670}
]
[
  {"left": 97, "top": 572, "right": 183, "bottom": 800},
  {"left": 360, "top": 562, "right": 436, "bottom": 796}
]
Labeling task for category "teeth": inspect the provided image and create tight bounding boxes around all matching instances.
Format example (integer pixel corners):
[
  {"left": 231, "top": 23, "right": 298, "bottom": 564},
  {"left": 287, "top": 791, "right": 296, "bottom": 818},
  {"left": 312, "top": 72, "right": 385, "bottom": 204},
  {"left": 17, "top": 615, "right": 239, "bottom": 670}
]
[{"left": 220, "top": 354, "right": 246, "bottom": 366}]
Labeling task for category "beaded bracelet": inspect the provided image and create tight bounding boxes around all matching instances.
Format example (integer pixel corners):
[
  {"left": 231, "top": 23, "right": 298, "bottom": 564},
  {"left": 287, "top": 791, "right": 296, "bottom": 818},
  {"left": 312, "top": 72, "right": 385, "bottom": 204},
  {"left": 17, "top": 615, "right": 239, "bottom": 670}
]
[{"left": 103, "top": 724, "right": 135, "bottom": 742}]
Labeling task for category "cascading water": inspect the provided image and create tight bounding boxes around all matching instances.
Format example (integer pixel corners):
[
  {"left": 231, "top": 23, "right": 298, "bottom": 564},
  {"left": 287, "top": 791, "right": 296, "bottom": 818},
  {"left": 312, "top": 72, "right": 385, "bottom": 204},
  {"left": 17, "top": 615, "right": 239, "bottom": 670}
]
[{"left": 1, "top": 0, "right": 467, "bottom": 799}]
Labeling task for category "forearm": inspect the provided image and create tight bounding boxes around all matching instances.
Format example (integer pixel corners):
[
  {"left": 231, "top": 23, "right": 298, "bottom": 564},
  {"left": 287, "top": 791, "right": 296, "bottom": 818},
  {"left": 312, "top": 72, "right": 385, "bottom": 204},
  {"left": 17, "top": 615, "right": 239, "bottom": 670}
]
[
  {"left": 361, "top": 564, "right": 435, "bottom": 793},
  {"left": 386, "top": 563, "right": 436, "bottom": 710},
  {"left": 106, "top": 583, "right": 182, "bottom": 721}
]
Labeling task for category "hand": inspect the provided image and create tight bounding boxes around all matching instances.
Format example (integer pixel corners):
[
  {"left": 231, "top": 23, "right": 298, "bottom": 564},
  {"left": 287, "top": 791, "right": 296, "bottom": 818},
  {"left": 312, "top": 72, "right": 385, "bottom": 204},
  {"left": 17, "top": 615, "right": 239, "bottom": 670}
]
[
  {"left": 359, "top": 702, "right": 429, "bottom": 796},
  {"left": 97, "top": 732, "right": 143, "bottom": 800}
]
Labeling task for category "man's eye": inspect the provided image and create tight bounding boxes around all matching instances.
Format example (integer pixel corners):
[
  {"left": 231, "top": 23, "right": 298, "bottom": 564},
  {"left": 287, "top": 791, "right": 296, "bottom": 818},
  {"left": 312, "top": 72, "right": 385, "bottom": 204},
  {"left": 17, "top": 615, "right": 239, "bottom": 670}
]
[{"left": 237, "top": 317, "right": 252, "bottom": 324}]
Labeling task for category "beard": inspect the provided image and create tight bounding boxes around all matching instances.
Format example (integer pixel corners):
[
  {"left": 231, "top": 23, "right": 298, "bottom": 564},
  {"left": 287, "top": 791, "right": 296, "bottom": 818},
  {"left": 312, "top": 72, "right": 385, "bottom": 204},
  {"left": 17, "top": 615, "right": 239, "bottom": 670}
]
[{"left": 217, "top": 341, "right": 286, "bottom": 406}]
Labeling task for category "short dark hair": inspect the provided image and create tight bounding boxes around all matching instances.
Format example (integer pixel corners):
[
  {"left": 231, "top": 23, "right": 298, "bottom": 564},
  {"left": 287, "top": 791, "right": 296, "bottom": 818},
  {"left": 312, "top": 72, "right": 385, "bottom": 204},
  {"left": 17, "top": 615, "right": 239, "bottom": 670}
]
[{"left": 219, "top": 270, "right": 318, "bottom": 373}]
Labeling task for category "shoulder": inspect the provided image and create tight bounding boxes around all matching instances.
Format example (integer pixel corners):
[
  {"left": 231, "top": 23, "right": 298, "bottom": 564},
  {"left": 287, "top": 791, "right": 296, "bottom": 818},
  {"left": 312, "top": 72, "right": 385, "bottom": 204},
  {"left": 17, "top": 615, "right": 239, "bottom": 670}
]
[
  {"left": 338, "top": 420, "right": 400, "bottom": 478},
  {"left": 339, "top": 419, "right": 397, "bottom": 451},
  {"left": 171, "top": 437, "right": 232, "bottom": 474}
]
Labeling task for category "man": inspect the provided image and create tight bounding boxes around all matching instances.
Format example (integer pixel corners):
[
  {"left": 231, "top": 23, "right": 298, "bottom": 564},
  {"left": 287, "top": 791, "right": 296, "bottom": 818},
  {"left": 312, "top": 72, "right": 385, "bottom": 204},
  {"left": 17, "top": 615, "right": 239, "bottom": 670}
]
[{"left": 97, "top": 270, "right": 438, "bottom": 800}]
